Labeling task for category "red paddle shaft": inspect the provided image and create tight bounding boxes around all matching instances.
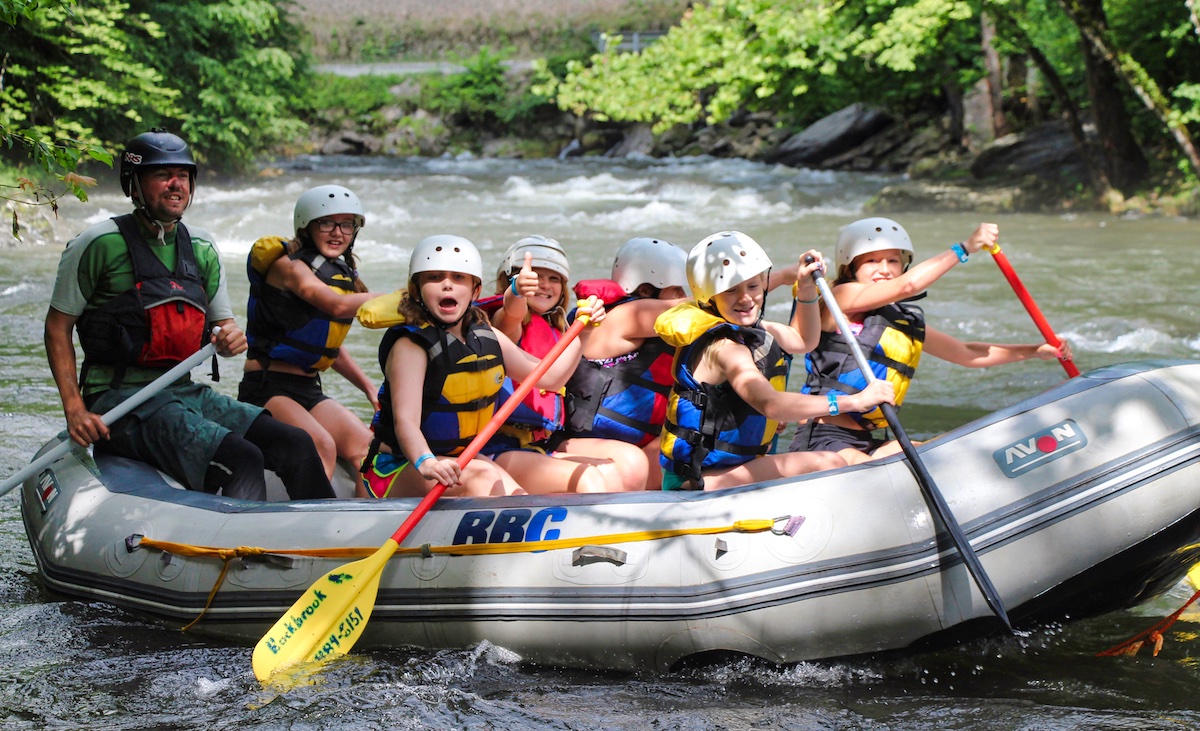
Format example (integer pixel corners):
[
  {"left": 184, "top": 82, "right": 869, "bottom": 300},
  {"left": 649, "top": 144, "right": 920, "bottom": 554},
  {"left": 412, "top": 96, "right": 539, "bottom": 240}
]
[
  {"left": 385, "top": 315, "right": 591, "bottom": 544},
  {"left": 985, "top": 243, "right": 1079, "bottom": 378}
]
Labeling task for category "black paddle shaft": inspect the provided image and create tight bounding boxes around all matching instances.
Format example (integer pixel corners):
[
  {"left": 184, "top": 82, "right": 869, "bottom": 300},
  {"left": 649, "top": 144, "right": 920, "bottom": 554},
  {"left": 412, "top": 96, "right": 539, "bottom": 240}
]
[{"left": 804, "top": 257, "right": 1013, "bottom": 630}]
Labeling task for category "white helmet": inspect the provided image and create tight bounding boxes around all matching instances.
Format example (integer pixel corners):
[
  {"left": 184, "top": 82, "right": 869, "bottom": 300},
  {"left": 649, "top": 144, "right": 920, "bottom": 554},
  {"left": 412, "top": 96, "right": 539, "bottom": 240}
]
[
  {"left": 834, "top": 217, "right": 913, "bottom": 274},
  {"left": 293, "top": 185, "right": 365, "bottom": 235},
  {"left": 496, "top": 235, "right": 570, "bottom": 281},
  {"left": 687, "top": 231, "right": 773, "bottom": 305},
  {"left": 612, "top": 237, "right": 688, "bottom": 295},
  {"left": 409, "top": 235, "right": 483, "bottom": 283}
]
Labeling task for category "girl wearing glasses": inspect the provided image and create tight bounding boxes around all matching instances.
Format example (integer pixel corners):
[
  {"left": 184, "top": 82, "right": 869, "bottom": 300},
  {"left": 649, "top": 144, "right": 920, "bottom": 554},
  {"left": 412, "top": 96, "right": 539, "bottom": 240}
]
[{"left": 240, "top": 185, "right": 379, "bottom": 495}]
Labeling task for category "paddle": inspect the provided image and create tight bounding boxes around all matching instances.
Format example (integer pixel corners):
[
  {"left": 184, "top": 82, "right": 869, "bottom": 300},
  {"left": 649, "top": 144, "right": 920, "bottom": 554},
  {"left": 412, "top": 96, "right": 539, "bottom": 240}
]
[
  {"left": 807, "top": 260, "right": 1013, "bottom": 630},
  {"left": 0, "top": 334, "right": 219, "bottom": 498},
  {"left": 252, "top": 313, "right": 593, "bottom": 682},
  {"left": 983, "top": 242, "right": 1079, "bottom": 377}
]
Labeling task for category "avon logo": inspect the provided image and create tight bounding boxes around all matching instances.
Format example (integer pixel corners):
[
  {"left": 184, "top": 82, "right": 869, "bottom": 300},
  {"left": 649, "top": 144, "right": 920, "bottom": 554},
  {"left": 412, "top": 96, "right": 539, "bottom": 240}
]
[{"left": 993, "top": 419, "right": 1087, "bottom": 477}]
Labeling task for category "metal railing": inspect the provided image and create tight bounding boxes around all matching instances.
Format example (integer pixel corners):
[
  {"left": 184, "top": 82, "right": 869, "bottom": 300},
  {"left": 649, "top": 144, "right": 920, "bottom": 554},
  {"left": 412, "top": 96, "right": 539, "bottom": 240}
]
[{"left": 591, "top": 31, "right": 668, "bottom": 54}]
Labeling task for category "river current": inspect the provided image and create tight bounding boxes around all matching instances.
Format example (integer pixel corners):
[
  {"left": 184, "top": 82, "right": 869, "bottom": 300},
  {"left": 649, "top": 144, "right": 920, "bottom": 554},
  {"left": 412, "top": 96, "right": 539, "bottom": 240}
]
[{"left": 1, "top": 154, "right": 1199, "bottom": 729}]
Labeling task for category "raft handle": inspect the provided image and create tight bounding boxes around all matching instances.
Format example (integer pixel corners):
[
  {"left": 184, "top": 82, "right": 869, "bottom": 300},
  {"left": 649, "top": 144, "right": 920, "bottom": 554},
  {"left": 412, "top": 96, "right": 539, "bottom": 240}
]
[
  {"left": 772, "top": 516, "right": 805, "bottom": 537},
  {"left": 125, "top": 534, "right": 143, "bottom": 553},
  {"left": 572, "top": 545, "right": 627, "bottom": 567}
]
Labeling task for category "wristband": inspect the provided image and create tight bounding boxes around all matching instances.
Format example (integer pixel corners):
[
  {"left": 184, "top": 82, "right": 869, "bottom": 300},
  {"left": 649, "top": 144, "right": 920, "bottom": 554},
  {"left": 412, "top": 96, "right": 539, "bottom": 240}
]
[
  {"left": 413, "top": 453, "right": 435, "bottom": 470},
  {"left": 827, "top": 392, "right": 840, "bottom": 416},
  {"left": 791, "top": 282, "right": 819, "bottom": 304},
  {"left": 951, "top": 242, "right": 969, "bottom": 263},
  {"left": 509, "top": 278, "right": 524, "bottom": 297}
]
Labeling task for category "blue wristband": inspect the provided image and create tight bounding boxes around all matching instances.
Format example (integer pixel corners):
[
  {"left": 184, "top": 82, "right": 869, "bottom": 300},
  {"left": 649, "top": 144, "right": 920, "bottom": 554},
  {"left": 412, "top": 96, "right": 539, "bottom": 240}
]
[
  {"left": 413, "top": 453, "right": 435, "bottom": 470},
  {"left": 827, "top": 392, "right": 840, "bottom": 416},
  {"left": 951, "top": 243, "right": 969, "bottom": 262},
  {"left": 510, "top": 278, "right": 524, "bottom": 297}
]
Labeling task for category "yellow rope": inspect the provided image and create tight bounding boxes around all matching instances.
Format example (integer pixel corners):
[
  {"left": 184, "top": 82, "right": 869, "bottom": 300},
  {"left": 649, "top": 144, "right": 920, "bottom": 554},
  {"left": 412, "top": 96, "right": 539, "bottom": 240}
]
[
  {"left": 134, "top": 518, "right": 778, "bottom": 631},
  {"left": 137, "top": 518, "right": 776, "bottom": 562}
]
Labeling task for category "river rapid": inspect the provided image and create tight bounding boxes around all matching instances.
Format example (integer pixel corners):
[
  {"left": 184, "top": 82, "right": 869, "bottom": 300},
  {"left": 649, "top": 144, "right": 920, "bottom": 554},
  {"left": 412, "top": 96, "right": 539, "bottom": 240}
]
[{"left": 2, "top": 154, "right": 1199, "bottom": 729}]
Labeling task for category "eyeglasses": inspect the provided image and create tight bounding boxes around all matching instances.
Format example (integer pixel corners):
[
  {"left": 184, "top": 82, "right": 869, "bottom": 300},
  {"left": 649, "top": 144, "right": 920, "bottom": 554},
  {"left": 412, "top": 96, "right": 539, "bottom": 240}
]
[{"left": 314, "top": 219, "right": 358, "bottom": 235}]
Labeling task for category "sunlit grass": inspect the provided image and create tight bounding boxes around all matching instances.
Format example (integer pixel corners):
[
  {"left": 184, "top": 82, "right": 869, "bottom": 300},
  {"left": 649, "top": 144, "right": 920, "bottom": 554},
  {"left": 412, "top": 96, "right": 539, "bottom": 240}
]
[{"left": 290, "top": 0, "right": 690, "bottom": 61}]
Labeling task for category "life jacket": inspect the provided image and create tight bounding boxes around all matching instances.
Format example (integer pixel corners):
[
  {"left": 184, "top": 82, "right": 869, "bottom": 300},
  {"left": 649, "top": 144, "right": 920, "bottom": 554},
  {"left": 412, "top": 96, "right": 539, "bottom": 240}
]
[
  {"left": 656, "top": 302, "right": 789, "bottom": 488},
  {"left": 75, "top": 213, "right": 209, "bottom": 388},
  {"left": 564, "top": 281, "right": 674, "bottom": 446},
  {"left": 245, "top": 236, "right": 357, "bottom": 372},
  {"left": 478, "top": 294, "right": 566, "bottom": 443},
  {"left": 372, "top": 320, "right": 506, "bottom": 457},
  {"left": 803, "top": 301, "right": 925, "bottom": 429}
]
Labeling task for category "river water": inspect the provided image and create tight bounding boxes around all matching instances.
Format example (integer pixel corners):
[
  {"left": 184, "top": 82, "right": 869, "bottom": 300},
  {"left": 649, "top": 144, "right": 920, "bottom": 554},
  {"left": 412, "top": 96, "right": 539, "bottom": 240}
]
[{"left": 2, "top": 154, "right": 1199, "bottom": 729}]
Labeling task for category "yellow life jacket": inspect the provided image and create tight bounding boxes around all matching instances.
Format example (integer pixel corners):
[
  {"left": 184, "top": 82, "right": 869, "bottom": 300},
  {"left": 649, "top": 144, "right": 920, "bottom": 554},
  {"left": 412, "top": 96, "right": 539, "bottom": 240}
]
[
  {"left": 245, "top": 235, "right": 357, "bottom": 372},
  {"left": 655, "top": 302, "right": 788, "bottom": 488},
  {"left": 802, "top": 302, "right": 925, "bottom": 429}
]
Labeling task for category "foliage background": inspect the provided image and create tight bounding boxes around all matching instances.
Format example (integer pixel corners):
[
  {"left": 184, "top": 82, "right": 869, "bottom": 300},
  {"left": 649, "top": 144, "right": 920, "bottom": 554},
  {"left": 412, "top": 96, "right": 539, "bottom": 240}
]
[{"left": 2, "top": 0, "right": 1197, "bottom": 212}]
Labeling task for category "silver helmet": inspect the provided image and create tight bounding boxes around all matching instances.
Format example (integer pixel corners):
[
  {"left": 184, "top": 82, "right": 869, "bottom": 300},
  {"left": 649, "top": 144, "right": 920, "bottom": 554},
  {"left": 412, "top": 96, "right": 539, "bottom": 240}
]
[
  {"left": 293, "top": 185, "right": 366, "bottom": 237},
  {"left": 612, "top": 237, "right": 688, "bottom": 295},
  {"left": 496, "top": 235, "right": 570, "bottom": 281},
  {"left": 409, "top": 234, "right": 483, "bottom": 283},
  {"left": 834, "top": 217, "right": 913, "bottom": 275},
  {"left": 686, "top": 231, "right": 773, "bottom": 305}
]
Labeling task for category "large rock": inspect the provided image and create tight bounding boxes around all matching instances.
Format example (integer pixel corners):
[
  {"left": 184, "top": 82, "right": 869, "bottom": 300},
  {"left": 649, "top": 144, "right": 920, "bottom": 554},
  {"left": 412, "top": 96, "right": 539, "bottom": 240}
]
[
  {"left": 970, "top": 121, "right": 1086, "bottom": 181},
  {"left": 607, "top": 123, "right": 656, "bottom": 157},
  {"left": 766, "top": 104, "right": 894, "bottom": 168},
  {"left": 319, "top": 131, "right": 382, "bottom": 155}
]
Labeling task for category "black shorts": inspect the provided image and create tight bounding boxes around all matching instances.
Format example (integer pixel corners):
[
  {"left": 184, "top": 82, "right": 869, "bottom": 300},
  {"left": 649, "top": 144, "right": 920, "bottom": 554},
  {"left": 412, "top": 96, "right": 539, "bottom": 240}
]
[
  {"left": 788, "top": 421, "right": 889, "bottom": 455},
  {"left": 237, "top": 370, "right": 329, "bottom": 412}
]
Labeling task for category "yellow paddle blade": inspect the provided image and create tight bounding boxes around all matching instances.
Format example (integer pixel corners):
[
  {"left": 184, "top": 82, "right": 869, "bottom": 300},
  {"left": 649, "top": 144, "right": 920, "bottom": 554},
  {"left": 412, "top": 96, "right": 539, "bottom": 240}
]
[
  {"left": 252, "top": 539, "right": 399, "bottom": 682},
  {"left": 1188, "top": 563, "right": 1200, "bottom": 591}
]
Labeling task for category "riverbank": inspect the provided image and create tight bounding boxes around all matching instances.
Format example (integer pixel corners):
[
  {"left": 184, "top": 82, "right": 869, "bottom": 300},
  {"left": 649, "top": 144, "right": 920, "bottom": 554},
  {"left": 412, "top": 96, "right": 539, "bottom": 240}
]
[{"left": 293, "top": 63, "right": 1197, "bottom": 217}]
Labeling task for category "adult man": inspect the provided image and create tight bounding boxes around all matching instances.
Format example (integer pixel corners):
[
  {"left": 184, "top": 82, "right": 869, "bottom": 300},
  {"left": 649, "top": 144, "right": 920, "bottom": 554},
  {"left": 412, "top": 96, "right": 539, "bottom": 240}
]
[{"left": 44, "top": 129, "right": 334, "bottom": 501}]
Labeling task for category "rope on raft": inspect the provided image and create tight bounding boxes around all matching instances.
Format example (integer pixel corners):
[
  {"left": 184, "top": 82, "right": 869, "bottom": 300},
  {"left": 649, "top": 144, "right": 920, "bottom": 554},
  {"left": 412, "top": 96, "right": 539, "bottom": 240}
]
[
  {"left": 1097, "top": 554, "right": 1200, "bottom": 657},
  {"left": 1096, "top": 589, "right": 1200, "bottom": 657},
  {"left": 133, "top": 518, "right": 785, "bottom": 632}
]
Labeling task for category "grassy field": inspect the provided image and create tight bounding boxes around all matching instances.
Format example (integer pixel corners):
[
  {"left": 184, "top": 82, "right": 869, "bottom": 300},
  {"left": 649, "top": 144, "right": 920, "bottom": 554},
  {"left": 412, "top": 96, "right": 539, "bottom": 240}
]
[{"left": 290, "top": 0, "right": 690, "bottom": 61}]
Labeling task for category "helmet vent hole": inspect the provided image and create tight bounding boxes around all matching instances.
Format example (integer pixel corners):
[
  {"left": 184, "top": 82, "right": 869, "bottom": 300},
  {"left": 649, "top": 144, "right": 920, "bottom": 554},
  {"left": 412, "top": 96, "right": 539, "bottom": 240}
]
[
  {"left": 722, "top": 258, "right": 731, "bottom": 267},
  {"left": 435, "top": 246, "right": 444, "bottom": 252}
]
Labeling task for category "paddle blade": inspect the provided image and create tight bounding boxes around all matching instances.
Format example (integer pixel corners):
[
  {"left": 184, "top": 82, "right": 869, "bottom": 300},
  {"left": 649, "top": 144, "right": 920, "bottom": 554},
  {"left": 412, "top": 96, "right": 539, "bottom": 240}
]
[{"left": 252, "top": 539, "right": 398, "bottom": 682}]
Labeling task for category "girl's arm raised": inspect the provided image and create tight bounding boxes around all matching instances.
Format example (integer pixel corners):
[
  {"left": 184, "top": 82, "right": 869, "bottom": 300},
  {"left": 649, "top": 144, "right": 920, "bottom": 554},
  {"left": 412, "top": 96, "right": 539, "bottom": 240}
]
[
  {"left": 836, "top": 223, "right": 999, "bottom": 315},
  {"left": 497, "top": 296, "right": 606, "bottom": 389},
  {"left": 491, "top": 252, "right": 536, "bottom": 342},
  {"left": 773, "top": 250, "right": 826, "bottom": 354},
  {"left": 923, "top": 326, "right": 1072, "bottom": 368}
]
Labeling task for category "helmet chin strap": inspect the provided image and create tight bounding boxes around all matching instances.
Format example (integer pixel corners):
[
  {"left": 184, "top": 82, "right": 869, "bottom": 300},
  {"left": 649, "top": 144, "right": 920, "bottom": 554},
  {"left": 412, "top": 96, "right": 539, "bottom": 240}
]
[{"left": 131, "top": 174, "right": 191, "bottom": 244}]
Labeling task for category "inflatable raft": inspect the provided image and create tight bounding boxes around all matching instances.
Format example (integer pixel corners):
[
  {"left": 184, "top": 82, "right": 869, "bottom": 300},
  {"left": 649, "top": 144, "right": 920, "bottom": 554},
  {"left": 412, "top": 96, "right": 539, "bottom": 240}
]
[{"left": 19, "top": 360, "right": 1200, "bottom": 673}]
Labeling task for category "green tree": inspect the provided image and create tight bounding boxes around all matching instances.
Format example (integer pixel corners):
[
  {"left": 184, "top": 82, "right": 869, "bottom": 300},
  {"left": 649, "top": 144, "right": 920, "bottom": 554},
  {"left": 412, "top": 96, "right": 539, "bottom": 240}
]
[
  {"left": 1, "top": 0, "right": 162, "bottom": 210},
  {"left": 127, "top": 0, "right": 309, "bottom": 172},
  {"left": 542, "top": 0, "right": 986, "bottom": 132},
  {"left": 543, "top": 0, "right": 1199, "bottom": 195}
]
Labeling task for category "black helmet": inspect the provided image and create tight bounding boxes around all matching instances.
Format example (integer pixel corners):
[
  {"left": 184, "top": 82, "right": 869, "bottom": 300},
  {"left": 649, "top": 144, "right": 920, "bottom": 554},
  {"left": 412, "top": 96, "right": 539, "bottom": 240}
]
[{"left": 119, "top": 128, "right": 197, "bottom": 196}]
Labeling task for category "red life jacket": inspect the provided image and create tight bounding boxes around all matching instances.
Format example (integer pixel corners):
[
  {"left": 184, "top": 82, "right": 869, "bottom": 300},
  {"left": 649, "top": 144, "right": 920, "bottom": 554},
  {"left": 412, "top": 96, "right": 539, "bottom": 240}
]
[
  {"left": 478, "top": 294, "right": 565, "bottom": 442},
  {"left": 76, "top": 214, "right": 209, "bottom": 388}
]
